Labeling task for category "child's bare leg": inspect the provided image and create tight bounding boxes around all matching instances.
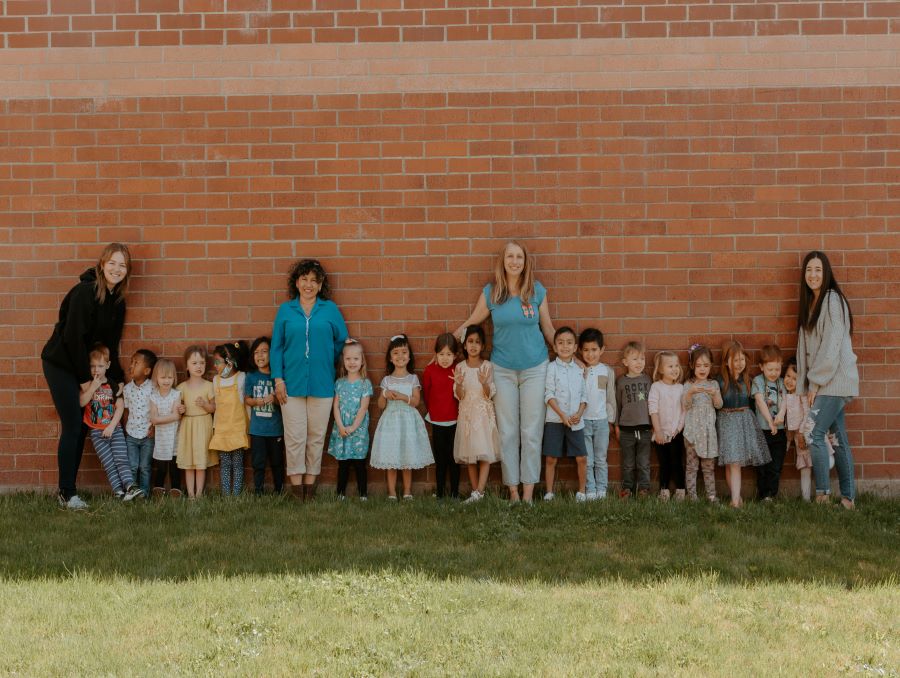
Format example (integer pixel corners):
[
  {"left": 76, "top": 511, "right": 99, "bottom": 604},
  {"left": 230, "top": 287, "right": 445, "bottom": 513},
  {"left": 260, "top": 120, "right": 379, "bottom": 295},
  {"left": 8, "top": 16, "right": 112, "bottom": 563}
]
[
  {"left": 727, "top": 463, "right": 742, "bottom": 507},
  {"left": 196, "top": 469, "right": 206, "bottom": 496},
  {"left": 184, "top": 470, "right": 195, "bottom": 498},
  {"left": 401, "top": 469, "right": 412, "bottom": 496},
  {"left": 467, "top": 463, "right": 479, "bottom": 492},
  {"left": 544, "top": 457, "right": 557, "bottom": 494},
  {"left": 386, "top": 469, "right": 397, "bottom": 498},
  {"left": 576, "top": 456, "right": 587, "bottom": 494},
  {"left": 477, "top": 460, "right": 490, "bottom": 493},
  {"left": 800, "top": 468, "right": 812, "bottom": 502}
]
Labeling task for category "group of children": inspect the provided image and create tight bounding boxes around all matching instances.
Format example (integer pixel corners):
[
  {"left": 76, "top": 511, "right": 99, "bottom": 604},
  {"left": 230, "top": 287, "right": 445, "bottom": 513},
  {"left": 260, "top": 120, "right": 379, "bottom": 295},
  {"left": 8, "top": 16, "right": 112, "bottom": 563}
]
[{"left": 83, "top": 326, "right": 828, "bottom": 505}]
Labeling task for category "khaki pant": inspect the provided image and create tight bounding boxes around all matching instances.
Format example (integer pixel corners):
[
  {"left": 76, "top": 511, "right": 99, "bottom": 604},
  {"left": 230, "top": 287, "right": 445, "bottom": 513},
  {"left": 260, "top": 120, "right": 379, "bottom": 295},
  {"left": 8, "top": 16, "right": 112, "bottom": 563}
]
[{"left": 282, "top": 396, "right": 333, "bottom": 477}]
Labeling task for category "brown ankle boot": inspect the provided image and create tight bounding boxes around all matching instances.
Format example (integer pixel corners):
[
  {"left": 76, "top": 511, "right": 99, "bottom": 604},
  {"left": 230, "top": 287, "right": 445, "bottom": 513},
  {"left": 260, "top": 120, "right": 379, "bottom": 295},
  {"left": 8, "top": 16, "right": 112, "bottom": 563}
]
[
  {"left": 290, "top": 484, "right": 302, "bottom": 501},
  {"left": 305, "top": 483, "right": 317, "bottom": 500}
]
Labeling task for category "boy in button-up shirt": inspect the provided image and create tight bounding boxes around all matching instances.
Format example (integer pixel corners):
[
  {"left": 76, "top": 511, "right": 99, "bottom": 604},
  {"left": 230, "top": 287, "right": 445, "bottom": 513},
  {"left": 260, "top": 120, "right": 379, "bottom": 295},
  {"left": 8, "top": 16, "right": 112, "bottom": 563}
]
[{"left": 542, "top": 327, "right": 589, "bottom": 501}]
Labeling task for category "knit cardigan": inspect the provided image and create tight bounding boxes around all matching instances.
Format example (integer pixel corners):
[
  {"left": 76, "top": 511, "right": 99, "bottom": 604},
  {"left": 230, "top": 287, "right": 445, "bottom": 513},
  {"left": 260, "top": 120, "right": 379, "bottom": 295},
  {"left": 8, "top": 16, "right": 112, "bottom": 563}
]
[{"left": 796, "top": 290, "right": 859, "bottom": 398}]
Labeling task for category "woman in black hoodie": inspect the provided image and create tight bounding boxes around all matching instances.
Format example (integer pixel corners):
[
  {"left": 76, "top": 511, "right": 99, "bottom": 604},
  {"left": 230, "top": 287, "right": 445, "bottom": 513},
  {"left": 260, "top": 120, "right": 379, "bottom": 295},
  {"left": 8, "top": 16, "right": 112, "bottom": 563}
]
[{"left": 42, "top": 243, "right": 132, "bottom": 509}]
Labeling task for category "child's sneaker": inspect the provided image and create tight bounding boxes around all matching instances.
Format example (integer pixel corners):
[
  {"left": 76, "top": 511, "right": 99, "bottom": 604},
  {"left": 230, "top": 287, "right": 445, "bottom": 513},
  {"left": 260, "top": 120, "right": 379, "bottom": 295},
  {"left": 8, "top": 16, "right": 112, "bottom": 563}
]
[
  {"left": 596, "top": 492, "right": 606, "bottom": 500},
  {"left": 707, "top": 494, "right": 718, "bottom": 503},
  {"left": 575, "top": 492, "right": 587, "bottom": 502},
  {"left": 543, "top": 492, "right": 555, "bottom": 501},
  {"left": 674, "top": 489, "right": 686, "bottom": 502},
  {"left": 169, "top": 488, "right": 183, "bottom": 499},
  {"left": 58, "top": 493, "right": 88, "bottom": 511},
  {"left": 123, "top": 485, "right": 144, "bottom": 502},
  {"left": 151, "top": 487, "right": 166, "bottom": 499},
  {"left": 618, "top": 488, "right": 632, "bottom": 499},
  {"left": 114, "top": 490, "right": 125, "bottom": 500},
  {"left": 359, "top": 496, "right": 368, "bottom": 502},
  {"left": 585, "top": 491, "right": 598, "bottom": 501},
  {"left": 659, "top": 489, "right": 670, "bottom": 502},
  {"left": 402, "top": 494, "right": 414, "bottom": 501},
  {"left": 463, "top": 490, "right": 483, "bottom": 504},
  {"left": 637, "top": 488, "right": 650, "bottom": 498}
]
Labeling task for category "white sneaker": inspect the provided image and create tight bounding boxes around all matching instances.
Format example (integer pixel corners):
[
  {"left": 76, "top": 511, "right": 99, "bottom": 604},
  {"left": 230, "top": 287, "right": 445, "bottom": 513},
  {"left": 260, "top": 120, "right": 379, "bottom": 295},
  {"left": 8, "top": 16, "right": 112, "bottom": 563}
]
[
  {"left": 575, "top": 492, "right": 587, "bottom": 502},
  {"left": 596, "top": 492, "right": 607, "bottom": 500},
  {"left": 659, "top": 489, "right": 671, "bottom": 502},
  {"left": 58, "top": 493, "right": 88, "bottom": 511},
  {"left": 543, "top": 492, "right": 555, "bottom": 501},
  {"left": 463, "top": 490, "right": 483, "bottom": 504},
  {"left": 122, "top": 485, "right": 144, "bottom": 502},
  {"left": 585, "top": 491, "right": 598, "bottom": 501}
]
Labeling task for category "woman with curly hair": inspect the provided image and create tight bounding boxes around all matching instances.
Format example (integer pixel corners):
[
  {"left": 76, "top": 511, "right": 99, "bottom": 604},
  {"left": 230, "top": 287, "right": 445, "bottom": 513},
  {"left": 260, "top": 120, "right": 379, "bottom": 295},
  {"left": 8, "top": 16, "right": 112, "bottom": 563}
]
[{"left": 271, "top": 259, "right": 348, "bottom": 500}]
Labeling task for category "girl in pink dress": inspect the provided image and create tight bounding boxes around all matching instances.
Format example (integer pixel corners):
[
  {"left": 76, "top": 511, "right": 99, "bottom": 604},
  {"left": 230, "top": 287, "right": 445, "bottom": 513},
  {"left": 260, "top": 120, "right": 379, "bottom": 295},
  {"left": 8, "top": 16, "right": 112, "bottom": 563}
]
[{"left": 453, "top": 325, "right": 501, "bottom": 503}]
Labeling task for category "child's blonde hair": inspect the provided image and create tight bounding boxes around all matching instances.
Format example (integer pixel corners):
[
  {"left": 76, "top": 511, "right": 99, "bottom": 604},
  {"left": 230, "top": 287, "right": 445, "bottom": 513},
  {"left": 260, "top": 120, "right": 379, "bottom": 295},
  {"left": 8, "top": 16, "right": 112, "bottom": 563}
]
[
  {"left": 720, "top": 340, "right": 750, "bottom": 394},
  {"left": 622, "top": 340, "right": 644, "bottom": 358},
  {"left": 652, "top": 351, "right": 682, "bottom": 383},
  {"left": 337, "top": 340, "right": 367, "bottom": 380},
  {"left": 89, "top": 343, "right": 110, "bottom": 362},
  {"left": 152, "top": 358, "right": 177, "bottom": 387}
]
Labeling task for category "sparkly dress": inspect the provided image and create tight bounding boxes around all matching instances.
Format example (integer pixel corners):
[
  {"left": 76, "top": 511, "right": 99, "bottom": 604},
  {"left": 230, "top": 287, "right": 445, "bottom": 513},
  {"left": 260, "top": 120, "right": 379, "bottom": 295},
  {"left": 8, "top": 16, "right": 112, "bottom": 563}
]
[
  {"left": 370, "top": 374, "right": 434, "bottom": 470},
  {"left": 453, "top": 361, "right": 501, "bottom": 464}
]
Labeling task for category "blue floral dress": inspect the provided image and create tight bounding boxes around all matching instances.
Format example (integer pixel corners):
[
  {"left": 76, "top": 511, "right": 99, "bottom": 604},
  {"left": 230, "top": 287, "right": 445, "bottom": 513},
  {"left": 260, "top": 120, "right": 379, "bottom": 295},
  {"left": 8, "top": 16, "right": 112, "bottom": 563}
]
[
  {"left": 370, "top": 374, "right": 434, "bottom": 470},
  {"left": 327, "top": 377, "right": 373, "bottom": 461}
]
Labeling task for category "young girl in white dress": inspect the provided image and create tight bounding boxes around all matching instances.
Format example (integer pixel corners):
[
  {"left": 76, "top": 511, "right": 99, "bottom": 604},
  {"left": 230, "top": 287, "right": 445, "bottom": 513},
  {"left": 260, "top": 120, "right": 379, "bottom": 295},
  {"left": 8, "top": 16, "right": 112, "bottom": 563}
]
[
  {"left": 453, "top": 325, "right": 501, "bottom": 503},
  {"left": 370, "top": 334, "right": 434, "bottom": 499},
  {"left": 149, "top": 358, "right": 184, "bottom": 497}
]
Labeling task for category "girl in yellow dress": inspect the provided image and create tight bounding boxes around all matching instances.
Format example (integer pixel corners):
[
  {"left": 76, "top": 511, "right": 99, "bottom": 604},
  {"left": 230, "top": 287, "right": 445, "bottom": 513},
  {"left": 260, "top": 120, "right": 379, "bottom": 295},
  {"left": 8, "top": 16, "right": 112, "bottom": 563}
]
[
  {"left": 177, "top": 345, "right": 216, "bottom": 498},
  {"left": 209, "top": 342, "right": 250, "bottom": 496}
]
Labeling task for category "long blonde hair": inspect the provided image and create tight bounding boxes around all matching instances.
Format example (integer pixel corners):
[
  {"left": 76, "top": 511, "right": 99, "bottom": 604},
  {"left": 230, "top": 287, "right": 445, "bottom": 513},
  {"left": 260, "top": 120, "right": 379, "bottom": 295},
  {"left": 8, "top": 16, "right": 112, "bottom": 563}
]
[
  {"left": 94, "top": 242, "right": 132, "bottom": 304},
  {"left": 337, "top": 340, "right": 367, "bottom": 380},
  {"left": 491, "top": 240, "right": 536, "bottom": 305},
  {"left": 652, "top": 351, "right": 682, "bottom": 383}
]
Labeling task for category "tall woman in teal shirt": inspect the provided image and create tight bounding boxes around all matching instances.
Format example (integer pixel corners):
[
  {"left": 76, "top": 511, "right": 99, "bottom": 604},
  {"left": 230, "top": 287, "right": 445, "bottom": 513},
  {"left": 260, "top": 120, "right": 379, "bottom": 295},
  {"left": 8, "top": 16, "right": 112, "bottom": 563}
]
[
  {"left": 456, "top": 241, "right": 556, "bottom": 503},
  {"left": 271, "top": 259, "right": 348, "bottom": 500}
]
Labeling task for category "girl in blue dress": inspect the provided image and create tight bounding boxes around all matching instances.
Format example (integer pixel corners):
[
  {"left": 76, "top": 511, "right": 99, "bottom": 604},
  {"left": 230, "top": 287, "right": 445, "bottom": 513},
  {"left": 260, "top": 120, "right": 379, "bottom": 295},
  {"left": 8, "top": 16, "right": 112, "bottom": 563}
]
[
  {"left": 327, "top": 340, "right": 373, "bottom": 499},
  {"left": 370, "top": 334, "right": 434, "bottom": 499}
]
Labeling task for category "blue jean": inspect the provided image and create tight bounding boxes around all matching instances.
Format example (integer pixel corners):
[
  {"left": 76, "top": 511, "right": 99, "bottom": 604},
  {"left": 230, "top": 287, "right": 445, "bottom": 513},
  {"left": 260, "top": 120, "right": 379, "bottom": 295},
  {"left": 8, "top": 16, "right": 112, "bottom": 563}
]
[
  {"left": 582, "top": 418, "right": 610, "bottom": 495},
  {"left": 126, "top": 434, "right": 154, "bottom": 496},
  {"left": 493, "top": 360, "right": 548, "bottom": 487},
  {"left": 808, "top": 395, "right": 856, "bottom": 500}
]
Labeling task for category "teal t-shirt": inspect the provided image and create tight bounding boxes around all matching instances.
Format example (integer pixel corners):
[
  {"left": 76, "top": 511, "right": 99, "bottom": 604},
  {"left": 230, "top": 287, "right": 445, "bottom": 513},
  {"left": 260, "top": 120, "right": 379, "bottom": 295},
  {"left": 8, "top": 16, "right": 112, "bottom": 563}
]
[
  {"left": 483, "top": 281, "right": 548, "bottom": 371},
  {"left": 751, "top": 374, "right": 784, "bottom": 430}
]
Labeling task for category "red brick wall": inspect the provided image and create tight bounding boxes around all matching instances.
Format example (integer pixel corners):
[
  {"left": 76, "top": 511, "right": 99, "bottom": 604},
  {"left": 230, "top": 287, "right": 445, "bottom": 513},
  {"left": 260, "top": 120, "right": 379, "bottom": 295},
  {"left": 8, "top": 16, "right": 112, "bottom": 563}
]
[{"left": 1, "top": 1, "right": 898, "bottom": 494}]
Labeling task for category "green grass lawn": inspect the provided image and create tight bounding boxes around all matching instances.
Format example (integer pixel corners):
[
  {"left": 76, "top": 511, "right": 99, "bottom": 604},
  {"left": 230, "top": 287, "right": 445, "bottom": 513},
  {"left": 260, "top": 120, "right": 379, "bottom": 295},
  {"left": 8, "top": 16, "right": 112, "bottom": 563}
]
[{"left": 1, "top": 492, "right": 898, "bottom": 676}]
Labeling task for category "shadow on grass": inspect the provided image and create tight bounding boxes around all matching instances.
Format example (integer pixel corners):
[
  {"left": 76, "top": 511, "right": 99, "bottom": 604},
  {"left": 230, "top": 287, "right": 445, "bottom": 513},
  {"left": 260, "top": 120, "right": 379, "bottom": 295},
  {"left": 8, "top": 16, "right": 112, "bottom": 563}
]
[{"left": 2, "top": 492, "right": 898, "bottom": 586}]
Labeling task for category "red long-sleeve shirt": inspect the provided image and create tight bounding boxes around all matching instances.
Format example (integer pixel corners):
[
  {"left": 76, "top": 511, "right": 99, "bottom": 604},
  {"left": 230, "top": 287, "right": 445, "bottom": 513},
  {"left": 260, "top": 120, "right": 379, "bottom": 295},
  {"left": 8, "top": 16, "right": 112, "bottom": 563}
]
[{"left": 422, "top": 362, "right": 458, "bottom": 423}]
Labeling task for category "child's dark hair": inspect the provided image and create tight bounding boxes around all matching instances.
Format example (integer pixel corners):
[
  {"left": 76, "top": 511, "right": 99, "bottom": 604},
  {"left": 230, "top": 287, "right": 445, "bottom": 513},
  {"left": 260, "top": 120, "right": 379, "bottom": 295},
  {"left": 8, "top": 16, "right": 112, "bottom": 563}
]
[
  {"left": 213, "top": 340, "right": 249, "bottom": 373},
  {"left": 785, "top": 356, "right": 798, "bottom": 372},
  {"left": 434, "top": 332, "right": 459, "bottom": 356},
  {"left": 687, "top": 343, "right": 713, "bottom": 381},
  {"left": 248, "top": 336, "right": 270, "bottom": 372},
  {"left": 578, "top": 327, "right": 604, "bottom": 348},
  {"left": 463, "top": 325, "right": 486, "bottom": 347},
  {"left": 554, "top": 326, "right": 576, "bottom": 341},
  {"left": 134, "top": 348, "right": 158, "bottom": 371},
  {"left": 385, "top": 334, "right": 414, "bottom": 375}
]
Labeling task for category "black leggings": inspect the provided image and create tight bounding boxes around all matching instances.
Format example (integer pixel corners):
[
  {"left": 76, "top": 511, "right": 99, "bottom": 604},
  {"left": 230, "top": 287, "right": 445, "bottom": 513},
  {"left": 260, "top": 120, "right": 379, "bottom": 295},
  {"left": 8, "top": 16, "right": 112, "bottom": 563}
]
[
  {"left": 654, "top": 433, "right": 685, "bottom": 492},
  {"left": 251, "top": 435, "right": 285, "bottom": 494},
  {"left": 153, "top": 459, "right": 182, "bottom": 492},
  {"left": 43, "top": 360, "right": 88, "bottom": 500},
  {"left": 432, "top": 424, "right": 459, "bottom": 498},
  {"left": 336, "top": 459, "right": 367, "bottom": 497}
]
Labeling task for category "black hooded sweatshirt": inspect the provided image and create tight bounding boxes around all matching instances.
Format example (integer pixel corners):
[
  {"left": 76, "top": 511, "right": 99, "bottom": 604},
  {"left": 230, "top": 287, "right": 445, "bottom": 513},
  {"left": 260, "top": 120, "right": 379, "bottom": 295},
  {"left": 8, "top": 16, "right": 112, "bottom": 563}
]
[{"left": 41, "top": 268, "right": 127, "bottom": 384}]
